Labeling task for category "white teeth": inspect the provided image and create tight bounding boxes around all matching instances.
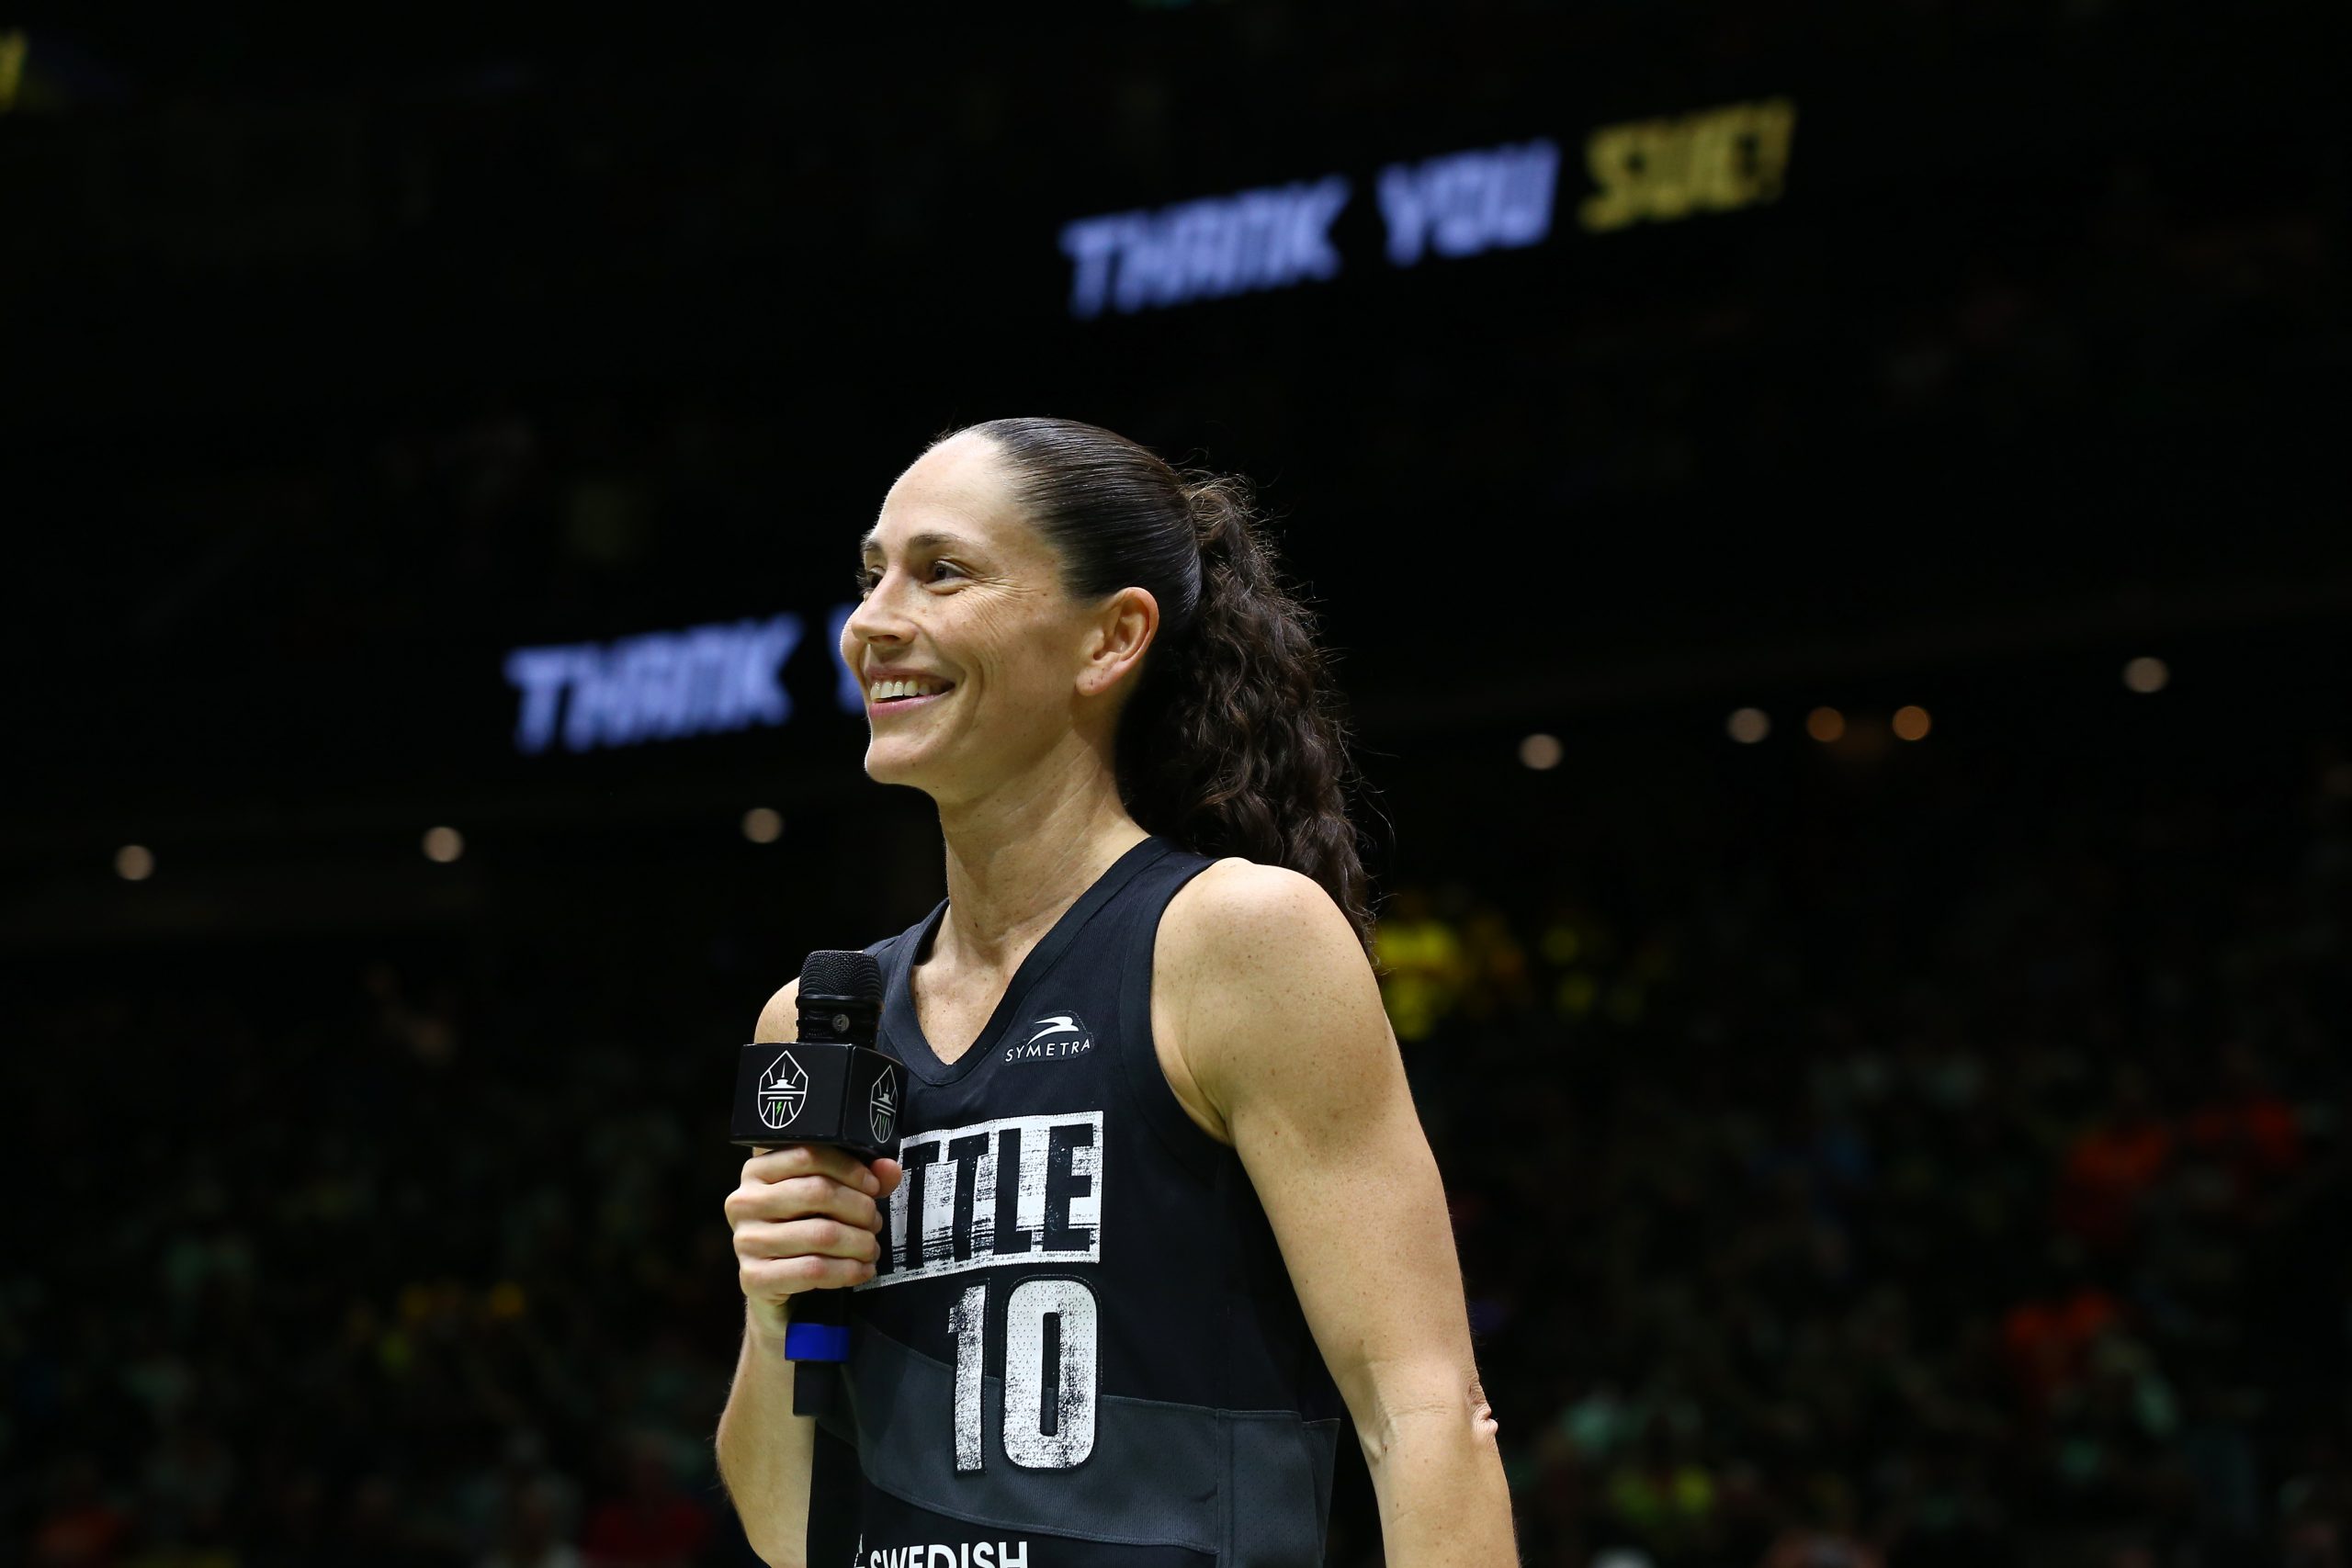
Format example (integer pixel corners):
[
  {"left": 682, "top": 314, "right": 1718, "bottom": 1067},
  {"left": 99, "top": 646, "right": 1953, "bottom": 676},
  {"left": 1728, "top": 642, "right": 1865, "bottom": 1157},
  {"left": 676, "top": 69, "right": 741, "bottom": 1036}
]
[{"left": 871, "top": 677, "right": 948, "bottom": 701}]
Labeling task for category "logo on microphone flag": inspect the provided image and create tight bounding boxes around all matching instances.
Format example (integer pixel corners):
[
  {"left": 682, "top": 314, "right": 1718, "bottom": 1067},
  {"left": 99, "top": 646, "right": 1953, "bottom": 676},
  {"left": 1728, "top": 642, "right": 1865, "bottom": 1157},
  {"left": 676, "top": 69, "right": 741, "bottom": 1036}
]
[
  {"left": 758, "top": 1052, "right": 808, "bottom": 1131},
  {"left": 869, "top": 1066, "right": 899, "bottom": 1144}
]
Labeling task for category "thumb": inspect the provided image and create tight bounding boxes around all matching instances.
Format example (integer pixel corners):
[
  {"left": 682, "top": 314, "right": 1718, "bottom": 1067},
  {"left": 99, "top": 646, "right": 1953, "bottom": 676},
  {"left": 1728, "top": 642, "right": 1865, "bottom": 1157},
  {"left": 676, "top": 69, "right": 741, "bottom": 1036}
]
[{"left": 869, "top": 1156, "right": 906, "bottom": 1197}]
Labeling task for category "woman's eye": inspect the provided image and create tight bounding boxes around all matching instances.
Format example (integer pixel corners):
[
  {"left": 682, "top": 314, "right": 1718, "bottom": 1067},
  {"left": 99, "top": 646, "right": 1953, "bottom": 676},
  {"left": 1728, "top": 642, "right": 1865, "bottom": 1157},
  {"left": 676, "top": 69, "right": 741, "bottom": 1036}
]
[{"left": 854, "top": 559, "right": 963, "bottom": 594}]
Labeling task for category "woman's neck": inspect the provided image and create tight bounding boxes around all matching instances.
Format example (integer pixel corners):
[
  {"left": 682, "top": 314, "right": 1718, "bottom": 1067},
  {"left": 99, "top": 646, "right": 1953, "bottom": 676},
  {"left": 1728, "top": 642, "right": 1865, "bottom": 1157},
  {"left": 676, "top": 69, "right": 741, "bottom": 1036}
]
[{"left": 932, "top": 742, "right": 1148, "bottom": 972}]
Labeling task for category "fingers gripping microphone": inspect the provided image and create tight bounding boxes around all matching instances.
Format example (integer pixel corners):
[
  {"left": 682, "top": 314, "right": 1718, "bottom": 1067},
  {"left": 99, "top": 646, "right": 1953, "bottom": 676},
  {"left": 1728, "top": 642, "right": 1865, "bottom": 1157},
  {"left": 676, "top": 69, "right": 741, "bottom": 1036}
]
[{"left": 730, "top": 949, "right": 899, "bottom": 1418}]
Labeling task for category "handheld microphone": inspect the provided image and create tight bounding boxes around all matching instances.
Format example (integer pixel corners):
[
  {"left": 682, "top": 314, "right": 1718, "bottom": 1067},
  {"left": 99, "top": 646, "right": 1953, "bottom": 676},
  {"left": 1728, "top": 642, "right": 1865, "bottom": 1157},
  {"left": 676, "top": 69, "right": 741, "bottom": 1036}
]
[{"left": 730, "top": 948, "right": 899, "bottom": 1417}]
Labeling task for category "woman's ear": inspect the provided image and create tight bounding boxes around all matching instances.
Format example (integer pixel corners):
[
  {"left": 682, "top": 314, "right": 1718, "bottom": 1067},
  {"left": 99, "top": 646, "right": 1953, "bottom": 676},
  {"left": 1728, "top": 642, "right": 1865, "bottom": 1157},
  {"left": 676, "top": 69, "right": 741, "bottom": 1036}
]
[{"left": 1077, "top": 586, "right": 1160, "bottom": 698}]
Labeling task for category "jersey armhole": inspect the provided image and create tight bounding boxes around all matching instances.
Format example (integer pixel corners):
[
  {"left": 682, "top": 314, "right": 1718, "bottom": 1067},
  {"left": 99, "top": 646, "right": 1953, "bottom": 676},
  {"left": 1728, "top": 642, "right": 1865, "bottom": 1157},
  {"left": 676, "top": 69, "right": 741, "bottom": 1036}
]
[{"left": 1113, "top": 856, "right": 1231, "bottom": 1189}]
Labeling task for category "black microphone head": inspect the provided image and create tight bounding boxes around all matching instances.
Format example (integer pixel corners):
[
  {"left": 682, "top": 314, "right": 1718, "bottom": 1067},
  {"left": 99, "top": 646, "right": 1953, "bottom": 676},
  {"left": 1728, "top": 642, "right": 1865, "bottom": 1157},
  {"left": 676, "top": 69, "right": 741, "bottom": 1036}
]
[{"left": 799, "top": 949, "right": 882, "bottom": 1006}]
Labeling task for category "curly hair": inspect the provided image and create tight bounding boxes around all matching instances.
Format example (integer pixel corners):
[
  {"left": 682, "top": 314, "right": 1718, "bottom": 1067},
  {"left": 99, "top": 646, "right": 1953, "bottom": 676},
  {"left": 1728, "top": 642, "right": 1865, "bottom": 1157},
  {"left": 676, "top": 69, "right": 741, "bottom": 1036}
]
[{"left": 933, "top": 417, "right": 1374, "bottom": 951}]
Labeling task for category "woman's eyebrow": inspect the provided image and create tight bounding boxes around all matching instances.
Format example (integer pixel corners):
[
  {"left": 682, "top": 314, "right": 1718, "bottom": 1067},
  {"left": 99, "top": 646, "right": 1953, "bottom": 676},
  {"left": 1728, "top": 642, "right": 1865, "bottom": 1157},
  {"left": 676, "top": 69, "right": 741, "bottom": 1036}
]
[{"left": 860, "top": 528, "right": 969, "bottom": 556}]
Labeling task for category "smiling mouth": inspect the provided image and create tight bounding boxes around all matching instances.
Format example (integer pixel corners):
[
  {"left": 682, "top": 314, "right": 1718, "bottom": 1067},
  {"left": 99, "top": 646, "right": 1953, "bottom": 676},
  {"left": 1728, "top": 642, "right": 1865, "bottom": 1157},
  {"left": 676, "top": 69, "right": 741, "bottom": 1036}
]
[{"left": 867, "top": 677, "right": 956, "bottom": 707}]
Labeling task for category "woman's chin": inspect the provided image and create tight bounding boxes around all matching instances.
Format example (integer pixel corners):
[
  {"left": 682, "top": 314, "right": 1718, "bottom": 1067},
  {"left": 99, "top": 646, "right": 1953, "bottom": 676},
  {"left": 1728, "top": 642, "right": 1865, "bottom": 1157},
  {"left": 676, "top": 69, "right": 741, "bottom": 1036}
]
[{"left": 861, "top": 738, "right": 935, "bottom": 789}]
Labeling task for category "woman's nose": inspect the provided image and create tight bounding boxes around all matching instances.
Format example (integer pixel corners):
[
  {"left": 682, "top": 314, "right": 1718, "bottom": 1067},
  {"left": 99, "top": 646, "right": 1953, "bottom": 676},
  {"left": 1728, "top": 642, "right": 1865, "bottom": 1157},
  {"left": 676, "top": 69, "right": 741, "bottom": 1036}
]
[{"left": 842, "top": 578, "right": 913, "bottom": 649}]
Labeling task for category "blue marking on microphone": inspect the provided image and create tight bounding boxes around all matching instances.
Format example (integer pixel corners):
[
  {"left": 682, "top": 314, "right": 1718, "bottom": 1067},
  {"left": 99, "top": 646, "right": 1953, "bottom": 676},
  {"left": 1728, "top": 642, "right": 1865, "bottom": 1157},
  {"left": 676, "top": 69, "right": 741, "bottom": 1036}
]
[{"left": 786, "top": 1321, "right": 852, "bottom": 1362}]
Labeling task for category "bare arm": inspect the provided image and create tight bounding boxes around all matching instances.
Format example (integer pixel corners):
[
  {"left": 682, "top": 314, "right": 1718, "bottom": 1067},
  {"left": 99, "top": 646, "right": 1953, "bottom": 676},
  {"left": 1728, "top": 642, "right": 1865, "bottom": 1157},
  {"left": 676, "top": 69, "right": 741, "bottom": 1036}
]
[
  {"left": 714, "top": 980, "right": 904, "bottom": 1568},
  {"left": 1161, "top": 863, "right": 1518, "bottom": 1566}
]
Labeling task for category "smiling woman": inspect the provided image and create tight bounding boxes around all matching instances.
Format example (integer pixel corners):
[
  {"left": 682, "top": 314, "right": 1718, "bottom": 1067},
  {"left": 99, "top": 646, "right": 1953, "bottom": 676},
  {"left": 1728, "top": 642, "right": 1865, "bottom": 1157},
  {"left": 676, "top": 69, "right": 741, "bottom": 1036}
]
[
  {"left": 717, "top": 418, "right": 1515, "bottom": 1568},
  {"left": 848, "top": 418, "right": 1373, "bottom": 946}
]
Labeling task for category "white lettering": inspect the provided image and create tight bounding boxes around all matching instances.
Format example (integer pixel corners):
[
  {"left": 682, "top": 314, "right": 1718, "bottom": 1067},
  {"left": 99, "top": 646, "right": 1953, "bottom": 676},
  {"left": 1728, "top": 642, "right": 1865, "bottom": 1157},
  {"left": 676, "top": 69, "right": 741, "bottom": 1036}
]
[
  {"left": 1012, "top": 1117, "right": 1053, "bottom": 1253},
  {"left": 887, "top": 1145, "right": 912, "bottom": 1269},
  {"left": 859, "top": 1112, "right": 1103, "bottom": 1289},
  {"left": 1002, "top": 1278, "right": 1100, "bottom": 1469},
  {"left": 950, "top": 1284, "right": 987, "bottom": 1473},
  {"left": 1066, "top": 1134, "right": 1101, "bottom": 1239},
  {"left": 970, "top": 1128, "right": 1000, "bottom": 1255},
  {"left": 921, "top": 1131, "right": 965, "bottom": 1263},
  {"left": 871, "top": 1547, "right": 1019, "bottom": 1568},
  {"left": 1001, "top": 1036, "right": 1094, "bottom": 1063}
]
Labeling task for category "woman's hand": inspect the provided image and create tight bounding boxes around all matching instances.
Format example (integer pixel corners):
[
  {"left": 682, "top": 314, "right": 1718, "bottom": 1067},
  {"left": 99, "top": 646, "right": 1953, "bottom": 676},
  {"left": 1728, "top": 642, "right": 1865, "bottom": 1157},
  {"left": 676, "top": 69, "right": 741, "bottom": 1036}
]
[{"left": 725, "top": 1145, "right": 906, "bottom": 1339}]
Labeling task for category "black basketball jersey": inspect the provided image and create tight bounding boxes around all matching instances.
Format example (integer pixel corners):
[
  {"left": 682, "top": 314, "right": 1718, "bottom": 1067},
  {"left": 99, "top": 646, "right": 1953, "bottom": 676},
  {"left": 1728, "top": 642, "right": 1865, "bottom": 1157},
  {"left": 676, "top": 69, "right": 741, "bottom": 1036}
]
[{"left": 803, "top": 836, "right": 1346, "bottom": 1568}]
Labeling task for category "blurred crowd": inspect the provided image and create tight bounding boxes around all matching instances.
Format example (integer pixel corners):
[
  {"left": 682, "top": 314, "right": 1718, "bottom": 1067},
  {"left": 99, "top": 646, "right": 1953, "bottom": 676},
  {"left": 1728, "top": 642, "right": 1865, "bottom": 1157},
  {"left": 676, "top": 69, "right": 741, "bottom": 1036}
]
[
  {"left": 11, "top": 930, "right": 749, "bottom": 1568},
  {"left": 1372, "top": 749, "right": 2352, "bottom": 1568},
  {"left": 8, "top": 737, "right": 2347, "bottom": 1568}
]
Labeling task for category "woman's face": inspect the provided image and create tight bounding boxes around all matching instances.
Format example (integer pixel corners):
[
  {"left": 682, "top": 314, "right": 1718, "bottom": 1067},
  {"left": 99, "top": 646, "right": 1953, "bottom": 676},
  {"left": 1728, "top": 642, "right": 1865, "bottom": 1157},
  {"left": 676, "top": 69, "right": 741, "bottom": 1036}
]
[{"left": 842, "top": 434, "right": 1121, "bottom": 801}]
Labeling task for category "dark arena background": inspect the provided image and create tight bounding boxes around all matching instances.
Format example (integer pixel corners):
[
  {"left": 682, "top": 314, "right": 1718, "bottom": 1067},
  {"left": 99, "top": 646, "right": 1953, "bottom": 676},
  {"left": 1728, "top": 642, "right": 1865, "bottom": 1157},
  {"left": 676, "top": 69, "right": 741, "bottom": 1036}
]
[{"left": 6, "top": 6, "right": 2350, "bottom": 1567}]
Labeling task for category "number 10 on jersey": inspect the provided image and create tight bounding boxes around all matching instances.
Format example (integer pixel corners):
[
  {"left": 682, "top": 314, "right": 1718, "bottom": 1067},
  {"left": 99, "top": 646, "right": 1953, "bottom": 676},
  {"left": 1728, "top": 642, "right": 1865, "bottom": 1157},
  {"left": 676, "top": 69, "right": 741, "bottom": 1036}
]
[{"left": 948, "top": 1276, "right": 1100, "bottom": 1472}]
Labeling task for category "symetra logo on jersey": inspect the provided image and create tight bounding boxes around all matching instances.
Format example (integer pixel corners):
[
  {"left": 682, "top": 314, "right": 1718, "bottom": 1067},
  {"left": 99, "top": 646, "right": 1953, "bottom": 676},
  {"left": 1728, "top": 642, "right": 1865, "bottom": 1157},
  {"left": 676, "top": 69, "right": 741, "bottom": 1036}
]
[
  {"left": 857, "top": 1111, "right": 1102, "bottom": 1289},
  {"left": 1002, "top": 1013, "right": 1092, "bottom": 1065}
]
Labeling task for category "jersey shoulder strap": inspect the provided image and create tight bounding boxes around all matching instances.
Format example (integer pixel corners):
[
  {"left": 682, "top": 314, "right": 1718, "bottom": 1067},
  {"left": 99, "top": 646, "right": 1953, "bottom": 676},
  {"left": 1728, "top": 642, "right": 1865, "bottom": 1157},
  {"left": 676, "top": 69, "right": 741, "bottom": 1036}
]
[
  {"left": 865, "top": 913, "right": 929, "bottom": 986},
  {"left": 1103, "top": 840, "right": 1230, "bottom": 1183}
]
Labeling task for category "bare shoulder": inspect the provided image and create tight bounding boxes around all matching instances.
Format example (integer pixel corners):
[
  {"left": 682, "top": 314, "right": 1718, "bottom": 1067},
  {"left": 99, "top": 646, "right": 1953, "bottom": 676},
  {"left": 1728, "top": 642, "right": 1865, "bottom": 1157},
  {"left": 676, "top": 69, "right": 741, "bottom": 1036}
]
[
  {"left": 1153, "top": 858, "right": 1396, "bottom": 1152},
  {"left": 1160, "top": 857, "right": 1370, "bottom": 986},
  {"left": 754, "top": 977, "right": 799, "bottom": 1043},
  {"left": 1157, "top": 859, "right": 1383, "bottom": 1111}
]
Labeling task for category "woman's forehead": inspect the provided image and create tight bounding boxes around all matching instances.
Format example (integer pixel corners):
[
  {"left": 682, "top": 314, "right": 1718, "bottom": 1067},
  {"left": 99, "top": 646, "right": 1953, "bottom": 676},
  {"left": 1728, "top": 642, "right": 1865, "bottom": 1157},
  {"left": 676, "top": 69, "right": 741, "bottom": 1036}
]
[{"left": 868, "top": 436, "right": 1033, "bottom": 552}]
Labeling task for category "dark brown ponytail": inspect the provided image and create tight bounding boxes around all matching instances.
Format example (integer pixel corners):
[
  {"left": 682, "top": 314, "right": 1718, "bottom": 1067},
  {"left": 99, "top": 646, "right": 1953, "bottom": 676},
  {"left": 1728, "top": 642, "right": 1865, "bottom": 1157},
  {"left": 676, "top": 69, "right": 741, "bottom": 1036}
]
[{"left": 936, "top": 417, "right": 1374, "bottom": 951}]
